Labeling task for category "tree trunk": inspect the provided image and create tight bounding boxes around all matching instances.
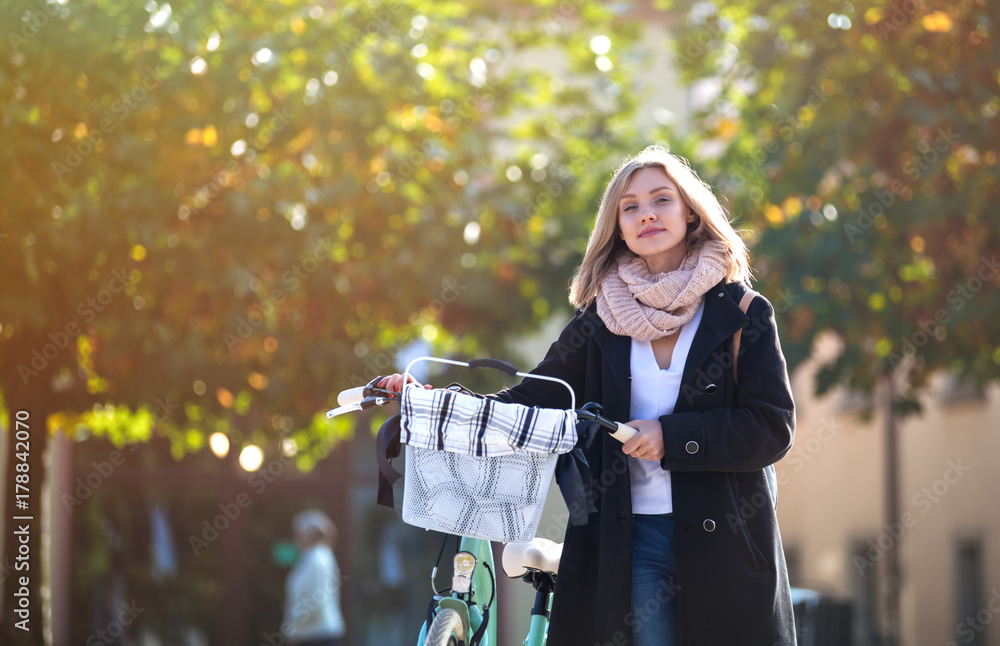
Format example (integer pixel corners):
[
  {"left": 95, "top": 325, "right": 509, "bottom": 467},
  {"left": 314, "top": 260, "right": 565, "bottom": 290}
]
[{"left": 882, "top": 365, "right": 901, "bottom": 646}]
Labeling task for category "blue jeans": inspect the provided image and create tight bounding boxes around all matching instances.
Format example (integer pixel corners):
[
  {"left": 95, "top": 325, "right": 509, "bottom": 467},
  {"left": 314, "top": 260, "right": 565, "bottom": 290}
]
[{"left": 631, "top": 514, "right": 678, "bottom": 646}]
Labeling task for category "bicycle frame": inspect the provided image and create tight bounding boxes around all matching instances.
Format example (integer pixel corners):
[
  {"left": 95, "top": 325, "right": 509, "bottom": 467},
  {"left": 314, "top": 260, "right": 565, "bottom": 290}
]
[
  {"left": 415, "top": 535, "right": 555, "bottom": 646},
  {"left": 416, "top": 536, "right": 499, "bottom": 646},
  {"left": 526, "top": 597, "right": 553, "bottom": 645},
  {"left": 327, "top": 358, "right": 633, "bottom": 646}
]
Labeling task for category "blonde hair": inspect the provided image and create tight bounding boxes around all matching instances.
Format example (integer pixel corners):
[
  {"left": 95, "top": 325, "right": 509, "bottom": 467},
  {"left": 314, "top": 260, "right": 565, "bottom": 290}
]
[{"left": 569, "top": 145, "right": 751, "bottom": 308}]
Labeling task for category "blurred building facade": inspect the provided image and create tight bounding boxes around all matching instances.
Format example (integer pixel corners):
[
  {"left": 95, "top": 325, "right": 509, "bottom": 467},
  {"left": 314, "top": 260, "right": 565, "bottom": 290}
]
[{"left": 778, "top": 332, "right": 1000, "bottom": 646}]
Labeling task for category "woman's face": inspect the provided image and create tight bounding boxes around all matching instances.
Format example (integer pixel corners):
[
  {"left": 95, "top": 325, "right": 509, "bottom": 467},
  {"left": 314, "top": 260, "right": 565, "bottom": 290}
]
[{"left": 617, "top": 166, "right": 696, "bottom": 274}]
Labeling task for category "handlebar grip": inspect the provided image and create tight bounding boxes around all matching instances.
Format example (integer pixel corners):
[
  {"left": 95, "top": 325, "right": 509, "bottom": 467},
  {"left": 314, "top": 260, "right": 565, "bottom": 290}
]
[
  {"left": 337, "top": 387, "right": 366, "bottom": 406},
  {"left": 467, "top": 358, "right": 518, "bottom": 376},
  {"left": 609, "top": 422, "right": 638, "bottom": 444}
]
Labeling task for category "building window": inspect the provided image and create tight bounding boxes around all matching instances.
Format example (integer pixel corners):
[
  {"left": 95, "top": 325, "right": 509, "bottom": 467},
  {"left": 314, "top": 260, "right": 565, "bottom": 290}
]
[
  {"left": 955, "top": 539, "right": 986, "bottom": 646},
  {"left": 936, "top": 372, "right": 986, "bottom": 406},
  {"left": 836, "top": 388, "right": 874, "bottom": 416}
]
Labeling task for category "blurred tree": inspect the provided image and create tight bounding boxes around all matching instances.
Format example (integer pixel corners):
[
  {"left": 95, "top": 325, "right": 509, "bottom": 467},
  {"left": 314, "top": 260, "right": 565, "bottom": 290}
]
[
  {"left": 665, "top": 0, "right": 999, "bottom": 643},
  {"left": 667, "top": 0, "right": 999, "bottom": 404},
  {"left": 0, "top": 0, "right": 646, "bottom": 641}
]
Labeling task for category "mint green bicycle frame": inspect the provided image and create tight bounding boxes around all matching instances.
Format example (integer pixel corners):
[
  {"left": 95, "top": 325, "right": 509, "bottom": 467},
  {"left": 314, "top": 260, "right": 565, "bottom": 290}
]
[
  {"left": 415, "top": 537, "right": 496, "bottom": 646},
  {"left": 415, "top": 536, "right": 553, "bottom": 646}
]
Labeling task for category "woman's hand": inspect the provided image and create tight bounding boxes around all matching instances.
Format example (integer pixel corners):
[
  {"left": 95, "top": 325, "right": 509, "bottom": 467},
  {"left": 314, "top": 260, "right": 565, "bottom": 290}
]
[
  {"left": 376, "top": 373, "right": 433, "bottom": 393},
  {"left": 621, "top": 420, "right": 664, "bottom": 461}
]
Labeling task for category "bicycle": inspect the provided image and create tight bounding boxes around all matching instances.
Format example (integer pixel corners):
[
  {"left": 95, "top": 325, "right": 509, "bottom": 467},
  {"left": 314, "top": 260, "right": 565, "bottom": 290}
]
[{"left": 328, "top": 356, "right": 637, "bottom": 646}]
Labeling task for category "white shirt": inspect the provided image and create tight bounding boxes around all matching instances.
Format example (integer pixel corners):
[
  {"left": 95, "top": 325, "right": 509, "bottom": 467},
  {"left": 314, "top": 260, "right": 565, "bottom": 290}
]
[
  {"left": 282, "top": 544, "right": 346, "bottom": 640},
  {"left": 628, "top": 298, "right": 705, "bottom": 515}
]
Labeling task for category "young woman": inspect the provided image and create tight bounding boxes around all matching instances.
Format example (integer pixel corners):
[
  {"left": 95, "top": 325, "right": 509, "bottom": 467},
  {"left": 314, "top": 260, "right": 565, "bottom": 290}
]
[{"left": 379, "top": 145, "right": 796, "bottom": 645}]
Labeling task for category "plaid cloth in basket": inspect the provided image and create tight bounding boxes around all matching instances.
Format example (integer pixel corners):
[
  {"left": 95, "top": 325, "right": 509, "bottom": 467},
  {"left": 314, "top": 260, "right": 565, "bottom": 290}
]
[{"left": 400, "top": 384, "right": 577, "bottom": 457}]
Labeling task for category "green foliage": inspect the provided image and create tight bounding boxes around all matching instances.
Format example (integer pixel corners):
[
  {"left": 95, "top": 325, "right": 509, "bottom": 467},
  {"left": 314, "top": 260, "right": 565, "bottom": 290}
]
[
  {"left": 667, "top": 0, "right": 1000, "bottom": 407},
  {"left": 0, "top": 0, "right": 645, "bottom": 460}
]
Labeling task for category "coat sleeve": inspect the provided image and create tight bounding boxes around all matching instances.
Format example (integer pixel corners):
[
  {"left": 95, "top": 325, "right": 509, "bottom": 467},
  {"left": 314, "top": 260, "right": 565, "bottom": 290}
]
[
  {"left": 488, "top": 311, "right": 590, "bottom": 412},
  {"left": 659, "top": 295, "right": 795, "bottom": 473}
]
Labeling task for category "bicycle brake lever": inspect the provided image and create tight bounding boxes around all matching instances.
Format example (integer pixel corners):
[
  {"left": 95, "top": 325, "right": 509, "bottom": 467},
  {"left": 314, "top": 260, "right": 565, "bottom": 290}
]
[
  {"left": 326, "top": 394, "right": 397, "bottom": 418},
  {"left": 326, "top": 402, "right": 363, "bottom": 418},
  {"left": 336, "top": 377, "right": 399, "bottom": 407}
]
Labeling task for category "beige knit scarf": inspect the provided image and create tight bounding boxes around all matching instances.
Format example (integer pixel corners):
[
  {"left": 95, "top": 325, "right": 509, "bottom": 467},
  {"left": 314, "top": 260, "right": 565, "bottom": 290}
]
[{"left": 596, "top": 240, "right": 730, "bottom": 341}]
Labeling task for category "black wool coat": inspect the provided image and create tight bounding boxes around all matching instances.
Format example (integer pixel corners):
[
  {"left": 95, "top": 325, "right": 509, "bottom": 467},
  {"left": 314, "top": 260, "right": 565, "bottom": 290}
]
[{"left": 493, "top": 279, "right": 797, "bottom": 646}]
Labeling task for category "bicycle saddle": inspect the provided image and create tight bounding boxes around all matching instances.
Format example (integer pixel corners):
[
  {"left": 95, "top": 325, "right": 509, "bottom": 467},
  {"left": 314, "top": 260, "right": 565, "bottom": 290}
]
[{"left": 501, "top": 537, "right": 563, "bottom": 578}]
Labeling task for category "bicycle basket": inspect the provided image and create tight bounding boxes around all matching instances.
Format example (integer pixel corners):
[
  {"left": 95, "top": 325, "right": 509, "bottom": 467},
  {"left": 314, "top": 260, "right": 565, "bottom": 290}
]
[{"left": 398, "top": 357, "right": 577, "bottom": 543}]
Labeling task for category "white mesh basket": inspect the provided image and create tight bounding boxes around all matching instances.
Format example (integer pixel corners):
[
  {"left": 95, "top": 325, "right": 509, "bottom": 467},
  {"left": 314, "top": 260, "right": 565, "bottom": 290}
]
[
  {"left": 401, "top": 444, "right": 559, "bottom": 543},
  {"left": 398, "top": 357, "right": 576, "bottom": 543}
]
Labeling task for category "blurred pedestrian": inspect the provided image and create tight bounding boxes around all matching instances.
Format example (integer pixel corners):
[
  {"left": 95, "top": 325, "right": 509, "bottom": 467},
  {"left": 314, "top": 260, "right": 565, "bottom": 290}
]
[{"left": 282, "top": 510, "right": 346, "bottom": 646}]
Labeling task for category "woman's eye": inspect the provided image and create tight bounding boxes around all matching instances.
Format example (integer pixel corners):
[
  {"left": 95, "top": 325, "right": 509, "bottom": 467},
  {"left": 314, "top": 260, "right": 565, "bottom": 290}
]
[
  {"left": 623, "top": 204, "right": 637, "bottom": 212},
  {"left": 656, "top": 197, "right": 669, "bottom": 203}
]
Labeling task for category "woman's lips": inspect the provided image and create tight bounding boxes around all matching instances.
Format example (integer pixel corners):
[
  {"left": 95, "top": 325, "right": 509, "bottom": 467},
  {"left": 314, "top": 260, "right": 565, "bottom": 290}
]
[{"left": 639, "top": 228, "right": 663, "bottom": 238}]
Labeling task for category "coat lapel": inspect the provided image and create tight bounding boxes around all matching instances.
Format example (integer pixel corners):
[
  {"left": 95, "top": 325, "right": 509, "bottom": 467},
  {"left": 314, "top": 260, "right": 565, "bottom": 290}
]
[
  {"left": 680, "top": 281, "right": 749, "bottom": 391},
  {"left": 586, "top": 310, "right": 632, "bottom": 416}
]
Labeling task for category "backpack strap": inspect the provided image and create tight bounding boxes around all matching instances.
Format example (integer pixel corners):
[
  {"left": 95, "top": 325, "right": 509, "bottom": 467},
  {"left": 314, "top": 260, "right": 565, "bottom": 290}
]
[
  {"left": 732, "top": 289, "right": 759, "bottom": 384},
  {"left": 732, "top": 288, "right": 780, "bottom": 508}
]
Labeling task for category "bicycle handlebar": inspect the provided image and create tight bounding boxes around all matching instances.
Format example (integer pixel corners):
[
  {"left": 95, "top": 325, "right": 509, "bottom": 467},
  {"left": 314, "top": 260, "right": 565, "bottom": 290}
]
[
  {"left": 328, "top": 377, "right": 637, "bottom": 442},
  {"left": 467, "top": 358, "right": 518, "bottom": 376},
  {"left": 337, "top": 386, "right": 366, "bottom": 406}
]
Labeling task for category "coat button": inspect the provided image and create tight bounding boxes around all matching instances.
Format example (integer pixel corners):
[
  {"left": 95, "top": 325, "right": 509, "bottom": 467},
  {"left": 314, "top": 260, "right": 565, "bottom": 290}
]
[
  {"left": 717, "top": 292, "right": 724, "bottom": 297},
  {"left": 703, "top": 519, "right": 716, "bottom": 532},
  {"left": 685, "top": 441, "right": 699, "bottom": 454},
  {"left": 704, "top": 383, "right": 717, "bottom": 394}
]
